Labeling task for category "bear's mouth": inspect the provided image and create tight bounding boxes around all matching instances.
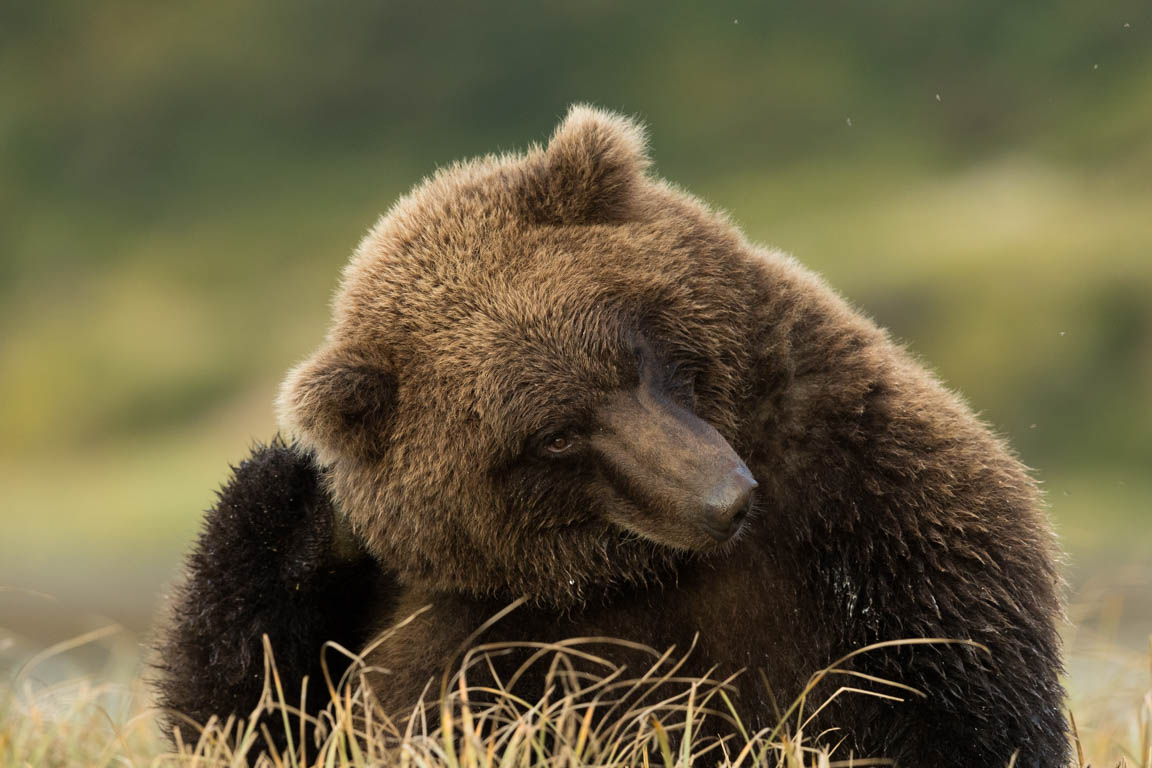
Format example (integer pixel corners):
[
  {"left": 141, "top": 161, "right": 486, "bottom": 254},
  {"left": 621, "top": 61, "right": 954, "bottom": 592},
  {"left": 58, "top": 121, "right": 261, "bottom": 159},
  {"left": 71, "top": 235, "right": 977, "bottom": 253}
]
[{"left": 601, "top": 482, "right": 756, "bottom": 553}]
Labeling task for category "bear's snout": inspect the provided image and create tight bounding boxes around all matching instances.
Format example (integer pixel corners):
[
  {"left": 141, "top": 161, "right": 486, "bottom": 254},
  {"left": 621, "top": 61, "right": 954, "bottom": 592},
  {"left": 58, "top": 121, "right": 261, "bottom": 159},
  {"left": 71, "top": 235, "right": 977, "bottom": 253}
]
[{"left": 589, "top": 383, "right": 758, "bottom": 549}]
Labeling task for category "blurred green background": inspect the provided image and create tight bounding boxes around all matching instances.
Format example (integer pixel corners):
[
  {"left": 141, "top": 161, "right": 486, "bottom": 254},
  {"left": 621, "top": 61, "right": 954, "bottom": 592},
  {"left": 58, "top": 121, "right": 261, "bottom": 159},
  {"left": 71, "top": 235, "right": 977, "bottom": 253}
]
[{"left": 1, "top": 0, "right": 1149, "bottom": 710}]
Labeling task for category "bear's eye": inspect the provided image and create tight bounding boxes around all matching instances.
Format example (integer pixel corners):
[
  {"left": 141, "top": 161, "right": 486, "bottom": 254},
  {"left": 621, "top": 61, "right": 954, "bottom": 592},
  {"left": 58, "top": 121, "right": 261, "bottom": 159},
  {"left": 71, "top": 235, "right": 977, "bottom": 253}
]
[
  {"left": 545, "top": 433, "right": 573, "bottom": 454},
  {"left": 534, "top": 429, "right": 577, "bottom": 457}
]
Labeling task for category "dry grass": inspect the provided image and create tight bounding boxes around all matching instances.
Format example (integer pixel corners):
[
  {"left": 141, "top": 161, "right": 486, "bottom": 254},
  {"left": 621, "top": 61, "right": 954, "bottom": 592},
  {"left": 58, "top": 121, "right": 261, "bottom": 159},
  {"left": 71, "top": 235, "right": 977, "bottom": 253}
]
[{"left": 3, "top": 615, "right": 1150, "bottom": 768}]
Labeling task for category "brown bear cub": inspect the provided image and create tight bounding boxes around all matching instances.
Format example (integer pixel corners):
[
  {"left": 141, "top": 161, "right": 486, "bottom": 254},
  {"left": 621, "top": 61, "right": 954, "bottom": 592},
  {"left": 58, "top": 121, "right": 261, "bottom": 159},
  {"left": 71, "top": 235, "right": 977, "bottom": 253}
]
[{"left": 158, "top": 106, "right": 1068, "bottom": 765}]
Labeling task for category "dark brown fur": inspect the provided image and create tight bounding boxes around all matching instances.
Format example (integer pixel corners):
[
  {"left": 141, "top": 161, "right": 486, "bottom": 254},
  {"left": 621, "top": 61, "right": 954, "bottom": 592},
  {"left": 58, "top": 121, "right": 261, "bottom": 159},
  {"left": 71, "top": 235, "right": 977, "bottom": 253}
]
[{"left": 164, "top": 106, "right": 1068, "bottom": 765}]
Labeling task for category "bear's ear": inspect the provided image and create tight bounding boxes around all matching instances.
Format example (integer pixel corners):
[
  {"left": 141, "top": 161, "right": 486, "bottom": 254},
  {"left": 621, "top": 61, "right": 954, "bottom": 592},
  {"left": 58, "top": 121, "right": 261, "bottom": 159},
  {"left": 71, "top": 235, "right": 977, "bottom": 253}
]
[
  {"left": 276, "top": 348, "right": 397, "bottom": 464},
  {"left": 523, "top": 104, "right": 650, "bottom": 225}
]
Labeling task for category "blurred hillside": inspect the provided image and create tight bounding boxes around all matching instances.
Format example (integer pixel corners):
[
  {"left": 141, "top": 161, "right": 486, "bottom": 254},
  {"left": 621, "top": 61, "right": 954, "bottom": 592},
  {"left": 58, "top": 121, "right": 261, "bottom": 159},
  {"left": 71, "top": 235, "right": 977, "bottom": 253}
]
[{"left": 1, "top": 0, "right": 1149, "bottom": 684}]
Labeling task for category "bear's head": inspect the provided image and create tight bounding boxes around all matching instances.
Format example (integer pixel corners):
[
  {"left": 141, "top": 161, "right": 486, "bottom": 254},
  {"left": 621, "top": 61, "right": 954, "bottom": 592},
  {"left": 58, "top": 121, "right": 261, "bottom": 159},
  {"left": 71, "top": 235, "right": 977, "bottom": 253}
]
[{"left": 278, "top": 106, "right": 770, "bottom": 607}]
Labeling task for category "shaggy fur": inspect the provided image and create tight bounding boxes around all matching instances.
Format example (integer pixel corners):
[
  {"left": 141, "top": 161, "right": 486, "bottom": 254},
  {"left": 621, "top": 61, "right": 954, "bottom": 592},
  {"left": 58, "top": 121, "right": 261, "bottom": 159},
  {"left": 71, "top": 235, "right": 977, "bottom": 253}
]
[
  {"left": 159, "top": 106, "right": 1069, "bottom": 766},
  {"left": 156, "top": 440, "right": 395, "bottom": 748}
]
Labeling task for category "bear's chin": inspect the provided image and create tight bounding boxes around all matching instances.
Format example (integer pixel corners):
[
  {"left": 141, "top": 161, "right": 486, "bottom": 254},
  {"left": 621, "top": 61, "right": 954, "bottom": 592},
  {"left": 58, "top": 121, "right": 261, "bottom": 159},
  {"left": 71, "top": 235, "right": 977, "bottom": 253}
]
[
  {"left": 485, "top": 523, "right": 688, "bottom": 609},
  {"left": 604, "top": 517, "right": 748, "bottom": 554}
]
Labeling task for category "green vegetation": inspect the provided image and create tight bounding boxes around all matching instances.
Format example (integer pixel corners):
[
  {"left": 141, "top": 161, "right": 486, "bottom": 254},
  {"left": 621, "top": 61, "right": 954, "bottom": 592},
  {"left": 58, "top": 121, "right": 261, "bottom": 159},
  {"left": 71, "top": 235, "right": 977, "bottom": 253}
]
[{"left": 0, "top": 1, "right": 1149, "bottom": 763}]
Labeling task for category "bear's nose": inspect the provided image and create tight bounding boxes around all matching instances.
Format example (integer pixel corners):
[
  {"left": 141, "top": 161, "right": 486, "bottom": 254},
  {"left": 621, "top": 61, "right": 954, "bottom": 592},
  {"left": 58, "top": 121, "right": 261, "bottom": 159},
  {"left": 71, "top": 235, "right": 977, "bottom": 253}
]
[{"left": 699, "top": 466, "right": 758, "bottom": 542}]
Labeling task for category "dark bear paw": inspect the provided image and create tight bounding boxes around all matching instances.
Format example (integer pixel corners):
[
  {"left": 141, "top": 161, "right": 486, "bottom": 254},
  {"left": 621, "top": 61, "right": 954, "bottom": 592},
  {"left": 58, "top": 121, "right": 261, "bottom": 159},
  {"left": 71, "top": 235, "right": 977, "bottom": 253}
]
[{"left": 156, "top": 438, "right": 391, "bottom": 751}]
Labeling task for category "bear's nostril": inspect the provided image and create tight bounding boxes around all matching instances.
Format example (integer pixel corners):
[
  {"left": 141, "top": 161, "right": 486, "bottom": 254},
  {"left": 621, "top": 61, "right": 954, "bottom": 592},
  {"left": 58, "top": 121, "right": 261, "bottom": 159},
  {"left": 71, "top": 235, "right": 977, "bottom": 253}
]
[
  {"left": 699, "top": 466, "right": 757, "bottom": 541},
  {"left": 730, "top": 502, "right": 750, "bottom": 529}
]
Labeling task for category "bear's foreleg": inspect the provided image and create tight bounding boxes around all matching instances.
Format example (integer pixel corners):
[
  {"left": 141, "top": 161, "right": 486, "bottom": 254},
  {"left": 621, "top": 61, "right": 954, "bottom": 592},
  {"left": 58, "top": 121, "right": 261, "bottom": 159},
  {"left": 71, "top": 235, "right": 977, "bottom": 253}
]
[{"left": 155, "top": 439, "right": 395, "bottom": 752}]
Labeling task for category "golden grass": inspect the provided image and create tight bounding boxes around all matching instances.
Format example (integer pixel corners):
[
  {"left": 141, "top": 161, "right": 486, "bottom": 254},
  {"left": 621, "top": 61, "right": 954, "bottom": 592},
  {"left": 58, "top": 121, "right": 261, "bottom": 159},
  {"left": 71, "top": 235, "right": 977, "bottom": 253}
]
[{"left": 3, "top": 617, "right": 1150, "bottom": 768}]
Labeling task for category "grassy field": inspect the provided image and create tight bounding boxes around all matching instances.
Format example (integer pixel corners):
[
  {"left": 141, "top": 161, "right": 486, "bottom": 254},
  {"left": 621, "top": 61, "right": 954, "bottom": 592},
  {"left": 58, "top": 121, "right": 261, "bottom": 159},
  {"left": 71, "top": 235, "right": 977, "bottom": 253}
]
[
  {"left": 2, "top": 3, "right": 1150, "bottom": 765},
  {"left": 2, "top": 625, "right": 1150, "bottom": 767}
]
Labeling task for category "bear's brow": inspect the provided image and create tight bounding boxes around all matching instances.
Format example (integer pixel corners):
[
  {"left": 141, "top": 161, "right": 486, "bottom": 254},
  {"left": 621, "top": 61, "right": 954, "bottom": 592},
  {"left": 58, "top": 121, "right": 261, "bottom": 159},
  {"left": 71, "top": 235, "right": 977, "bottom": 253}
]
[{"left": 495, "top": 382, "right": 598, "bottom": 438}]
